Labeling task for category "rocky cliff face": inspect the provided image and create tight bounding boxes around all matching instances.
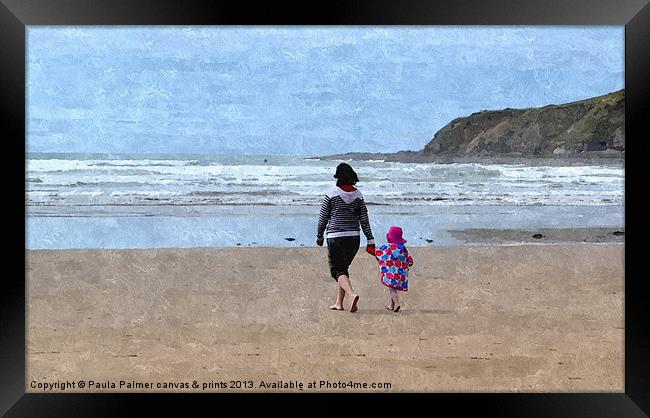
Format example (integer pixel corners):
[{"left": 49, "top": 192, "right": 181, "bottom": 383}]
[{"left": 423, "top": 90, "right": 624, "bottom": 157}]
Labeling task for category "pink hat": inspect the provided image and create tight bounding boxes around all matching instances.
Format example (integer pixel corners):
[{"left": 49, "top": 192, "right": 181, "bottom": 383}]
[{"left": 386, "top": 226, "right": 407, "bottom": 244}]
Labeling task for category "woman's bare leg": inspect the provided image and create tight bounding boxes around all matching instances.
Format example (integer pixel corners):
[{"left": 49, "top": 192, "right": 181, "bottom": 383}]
[
  {"left": 337, "top": 275, "right": 359, "bottom": 312},
  {"left": 329, "top": 285, "right": 345, "bottom": 310}
]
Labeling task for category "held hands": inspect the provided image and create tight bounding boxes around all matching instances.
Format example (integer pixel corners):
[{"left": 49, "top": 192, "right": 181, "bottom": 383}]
[{"left": 316, "top": 237, "right": 324, "bottom": 247}]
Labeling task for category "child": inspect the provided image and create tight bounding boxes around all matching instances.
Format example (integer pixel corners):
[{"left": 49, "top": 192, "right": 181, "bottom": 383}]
[{"left": 374, "top": 226, "right": 414, "bottom": 313}]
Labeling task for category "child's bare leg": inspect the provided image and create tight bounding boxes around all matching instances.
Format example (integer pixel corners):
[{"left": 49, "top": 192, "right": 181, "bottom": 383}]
[
  {"left": 390, "top": 289, "right": 400, "bottom": 312},
  {"left": 337, "top": 275, "right": 359, "bottom": 312},
  {"left": 386, "top": 289, "right": 395, "bottom": 310},
  {"left": 329, "top": 285, "right": 345, "bottom": 310}
]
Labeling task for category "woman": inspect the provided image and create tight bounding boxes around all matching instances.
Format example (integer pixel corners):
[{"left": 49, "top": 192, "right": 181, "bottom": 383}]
[{"left": 316, "top": 163, "right": 375, "bottom": 313}]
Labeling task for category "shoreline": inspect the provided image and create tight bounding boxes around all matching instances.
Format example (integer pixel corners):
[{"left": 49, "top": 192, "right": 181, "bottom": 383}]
[
  {"left": 26, "top": 217, "right": 625, "bottom": 249},
  {"left": 27, "top": 244, "right": 623, "bottom": 392}
]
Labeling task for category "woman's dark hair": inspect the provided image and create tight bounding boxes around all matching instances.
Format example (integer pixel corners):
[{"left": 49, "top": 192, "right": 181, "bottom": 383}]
[{"left": 334, "top": 163, "right": 359, "bottom": 186}]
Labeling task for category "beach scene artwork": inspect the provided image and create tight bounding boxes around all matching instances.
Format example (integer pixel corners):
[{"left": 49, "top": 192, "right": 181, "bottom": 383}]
[{"left": 27, "top": 27, "right": 624, "bottom": 392}]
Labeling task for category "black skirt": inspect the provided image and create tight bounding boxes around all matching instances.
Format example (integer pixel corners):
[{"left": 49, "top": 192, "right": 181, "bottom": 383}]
[{"left": 326, "top": 236, "right": 360, "bottom": 280}]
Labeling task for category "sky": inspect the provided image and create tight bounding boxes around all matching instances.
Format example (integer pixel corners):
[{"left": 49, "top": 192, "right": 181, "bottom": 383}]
[{"left": 27, "top": 26, "right": 624, "bottom": 156}]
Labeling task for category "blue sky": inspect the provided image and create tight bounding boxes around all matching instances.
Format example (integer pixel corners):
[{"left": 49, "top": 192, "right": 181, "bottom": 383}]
[{"left": 27, "top": 27, "right": 624, "bottom": 156}]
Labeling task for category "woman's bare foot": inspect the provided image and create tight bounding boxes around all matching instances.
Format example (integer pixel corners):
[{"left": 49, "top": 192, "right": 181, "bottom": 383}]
[
  {"left": 349, "top": 294, "right": 360, "bottom": 313},
  {"left": 385, "top": 304, "right": 394, "bottom": 311},
  {"left": 329, "top": 304, "right": 344, "bottom": 310}
]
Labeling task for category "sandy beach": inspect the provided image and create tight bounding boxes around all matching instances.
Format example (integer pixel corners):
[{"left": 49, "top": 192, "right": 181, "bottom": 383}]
[{"left": 26, "top": 244, "right": 624, "bottom": 392}]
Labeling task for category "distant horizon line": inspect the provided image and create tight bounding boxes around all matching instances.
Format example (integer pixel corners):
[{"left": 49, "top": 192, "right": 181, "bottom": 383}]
[{"left": 25, "top": 152, "right": 331, "bottom": 158}]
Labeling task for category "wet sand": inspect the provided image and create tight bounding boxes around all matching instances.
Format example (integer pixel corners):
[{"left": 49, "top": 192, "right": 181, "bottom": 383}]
[
  {"left": 449, "top": 228, "right": 625, "bottom": 244},
  {"left": 26, "top": 244, "right": 624, "bottom": 392}
]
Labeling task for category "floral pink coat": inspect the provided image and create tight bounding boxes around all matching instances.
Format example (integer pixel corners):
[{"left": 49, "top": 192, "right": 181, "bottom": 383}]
[{"left": 374, "top": 243, "right": 413, "bottom": 291}]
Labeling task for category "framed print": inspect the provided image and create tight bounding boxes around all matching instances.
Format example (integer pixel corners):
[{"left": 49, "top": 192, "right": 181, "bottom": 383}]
[{"left": 2, "top": 0, "right": 649, "bottom": 416}]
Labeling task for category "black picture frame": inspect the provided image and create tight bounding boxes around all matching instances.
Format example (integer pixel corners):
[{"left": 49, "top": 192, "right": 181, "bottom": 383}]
[{"left": 3, "top": 0, "right": 649, "bottom": 416}]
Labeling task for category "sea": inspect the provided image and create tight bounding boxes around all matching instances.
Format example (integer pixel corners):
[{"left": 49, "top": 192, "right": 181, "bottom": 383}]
[{"left": 26, "top": 153, "right": 625, "bottom": 249}]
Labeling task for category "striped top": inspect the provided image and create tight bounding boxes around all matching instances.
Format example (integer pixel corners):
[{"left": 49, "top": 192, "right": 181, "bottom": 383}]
[{"left": 317, "top": 186, "right": 374, "bottom": 244}]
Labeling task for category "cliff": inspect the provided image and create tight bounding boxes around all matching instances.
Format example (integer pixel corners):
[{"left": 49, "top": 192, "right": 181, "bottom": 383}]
[{"left": 423, "top": 89, "right": 624, "bottom": 157}]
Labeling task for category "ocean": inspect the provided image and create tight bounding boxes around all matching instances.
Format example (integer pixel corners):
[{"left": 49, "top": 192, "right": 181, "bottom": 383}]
[{"left": 26, "top": 153, "right": 625, "bottom": 249}]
